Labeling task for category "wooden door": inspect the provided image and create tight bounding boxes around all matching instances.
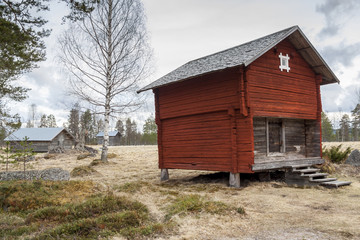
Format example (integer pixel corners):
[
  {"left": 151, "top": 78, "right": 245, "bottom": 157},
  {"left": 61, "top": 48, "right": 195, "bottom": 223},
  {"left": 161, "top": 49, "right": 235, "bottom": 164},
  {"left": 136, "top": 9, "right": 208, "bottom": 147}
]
[{"left": 269, "top": 121, "right": 281, "bottom": 152}]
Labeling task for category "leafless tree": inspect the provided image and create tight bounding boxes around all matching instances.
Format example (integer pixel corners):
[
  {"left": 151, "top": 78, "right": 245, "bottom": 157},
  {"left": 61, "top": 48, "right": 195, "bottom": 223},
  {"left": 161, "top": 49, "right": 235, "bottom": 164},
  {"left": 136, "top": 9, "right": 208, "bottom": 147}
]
[
  {"left": 26, "top": 103, "right": 37, "bottom": 128},
  {"left": 58, "top": 0, "right": 151, "bottom": 161}
]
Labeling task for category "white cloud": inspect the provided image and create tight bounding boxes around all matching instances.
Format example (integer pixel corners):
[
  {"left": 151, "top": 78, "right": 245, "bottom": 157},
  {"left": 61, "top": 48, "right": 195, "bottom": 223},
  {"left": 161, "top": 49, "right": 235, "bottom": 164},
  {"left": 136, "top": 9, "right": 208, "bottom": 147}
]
[{"left": 8, "top": 0, "right": 360, "bottom": 127}]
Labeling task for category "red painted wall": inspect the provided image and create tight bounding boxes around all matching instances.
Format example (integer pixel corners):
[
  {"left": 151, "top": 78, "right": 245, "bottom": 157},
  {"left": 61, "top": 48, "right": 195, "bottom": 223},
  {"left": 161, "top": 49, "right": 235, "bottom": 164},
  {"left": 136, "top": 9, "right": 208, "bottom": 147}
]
[
  {"left": 247, "top": 39, "right": 318, "bottom": 119},
  {"left": 155, "top": 68, "right": 253, "bottom": 172}
]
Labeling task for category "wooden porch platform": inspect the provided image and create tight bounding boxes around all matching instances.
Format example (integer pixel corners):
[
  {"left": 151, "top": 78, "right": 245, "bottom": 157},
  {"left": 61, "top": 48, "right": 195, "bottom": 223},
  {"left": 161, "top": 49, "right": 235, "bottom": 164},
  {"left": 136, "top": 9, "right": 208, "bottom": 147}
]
[{"left": 251, "top": 157, "right": 324, "bottom": 171}]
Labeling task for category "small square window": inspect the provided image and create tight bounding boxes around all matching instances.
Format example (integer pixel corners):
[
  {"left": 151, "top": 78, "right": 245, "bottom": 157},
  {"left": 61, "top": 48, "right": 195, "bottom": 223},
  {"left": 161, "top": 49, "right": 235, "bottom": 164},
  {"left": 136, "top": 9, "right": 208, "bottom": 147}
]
[{"left": 279, "top": 53, "right": 290, "bottom": 72}]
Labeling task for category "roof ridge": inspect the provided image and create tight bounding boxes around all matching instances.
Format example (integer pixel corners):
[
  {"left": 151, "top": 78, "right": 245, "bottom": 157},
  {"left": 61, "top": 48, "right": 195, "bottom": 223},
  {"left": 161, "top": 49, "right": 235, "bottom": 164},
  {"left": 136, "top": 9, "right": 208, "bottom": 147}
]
[
  {"left": 137, "top": 25, "right": 338, "bottom": 92},
  {"left": 186, "top": 25, "right": 298, "bottom": 64}
]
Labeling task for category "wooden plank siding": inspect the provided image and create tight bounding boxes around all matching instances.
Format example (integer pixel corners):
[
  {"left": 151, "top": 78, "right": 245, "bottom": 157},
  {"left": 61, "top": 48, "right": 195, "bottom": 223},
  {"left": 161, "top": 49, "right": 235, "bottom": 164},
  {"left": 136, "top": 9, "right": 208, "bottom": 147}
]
[
  {"left": 161, "top": 111, "right": 232, "bottom": 171},
  {"left": 157, "top": 68, "right": 239, "bottom": 120},
  {"left": 236, "top": 115, "right": 254, "bottom": 172},
  {"left": 156, "top": 67, "right": 254, "bottom": 173},
  {"left": 285, "top": 119, "right": 306, "bottom": 154},
  {"left": 247, "top": 39, "right": 318, "bottom": 119}
]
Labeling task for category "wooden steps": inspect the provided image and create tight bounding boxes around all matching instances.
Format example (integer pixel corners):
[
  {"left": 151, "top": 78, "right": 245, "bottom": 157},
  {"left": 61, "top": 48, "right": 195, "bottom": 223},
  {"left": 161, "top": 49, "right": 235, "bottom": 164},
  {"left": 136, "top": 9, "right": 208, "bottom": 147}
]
[
  {"left": 285, "top": 165, "right": 351, "bottom": 188},
  {"left": 310, "top": 178, "right": 337, "bottom": 182},
  {"left": 320, "top": 181, "right": 352, "bottom": 188},
  {"left": 292, "top": 168, "right": 320, "bottom": 174}
]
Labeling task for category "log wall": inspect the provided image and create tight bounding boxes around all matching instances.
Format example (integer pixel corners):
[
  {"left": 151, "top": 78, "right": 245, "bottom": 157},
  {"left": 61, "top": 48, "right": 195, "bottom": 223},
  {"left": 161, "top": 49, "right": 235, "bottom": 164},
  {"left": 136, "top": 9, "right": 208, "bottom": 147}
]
[
  {"left": 285, "top": 119, "right": 306, "bottom": 154},
  {"left": 51, "top": 132, "right": 74, "bottom": 150},
  {"left": 247, "top": 39, "right": 318, "bottom": 119},
  {"left": 156, "top": 68, "right": 253, "bottom": 173},
  {"left": 305, "top": 120, "right": 321, "bottom": 158}
]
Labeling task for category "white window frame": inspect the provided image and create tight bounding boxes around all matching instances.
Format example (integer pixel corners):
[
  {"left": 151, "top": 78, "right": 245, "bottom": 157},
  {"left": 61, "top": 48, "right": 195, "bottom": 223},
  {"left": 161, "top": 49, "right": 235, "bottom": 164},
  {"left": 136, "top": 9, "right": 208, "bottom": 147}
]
[{"left": 279, "top": 53, "right": 290, "bottom": 72}]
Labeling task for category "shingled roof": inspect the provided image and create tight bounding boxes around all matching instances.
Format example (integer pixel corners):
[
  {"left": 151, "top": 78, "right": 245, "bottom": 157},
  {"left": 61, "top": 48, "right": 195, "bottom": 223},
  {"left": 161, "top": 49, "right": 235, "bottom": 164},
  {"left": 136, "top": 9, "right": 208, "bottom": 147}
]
[
  {"left": 138, "top": 26, "right": 339, "bottom": 93},
  {"left": 4, "top": 128, "right": 73, "bottom": 142}
]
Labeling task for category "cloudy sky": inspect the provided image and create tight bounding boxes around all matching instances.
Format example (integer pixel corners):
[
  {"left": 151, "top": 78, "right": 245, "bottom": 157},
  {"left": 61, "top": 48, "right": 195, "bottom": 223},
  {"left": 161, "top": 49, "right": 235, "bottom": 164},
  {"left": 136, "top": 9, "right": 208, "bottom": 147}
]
[{"left": 11, "top": 0, "right": 360, "bottom": 128}]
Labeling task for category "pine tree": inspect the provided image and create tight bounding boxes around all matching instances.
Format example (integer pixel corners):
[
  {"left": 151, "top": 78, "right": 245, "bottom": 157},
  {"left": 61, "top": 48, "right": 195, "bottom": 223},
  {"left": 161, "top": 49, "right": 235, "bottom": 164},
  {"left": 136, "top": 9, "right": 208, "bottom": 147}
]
[
  {"left": 80, "top": 109, "right": 93, "bottom": 144},
  {"left": 321, "top": 112, "right": 335, "bottom": 142},
  {"left": 352, "top": 104, "right": 360, "bottom": 141},
  {"left": 131, "top": 120, "right": 138, "bottom": 145},
  {"left": 96, "top": 118, "right": 104, "bottom": 134},
  {"left": 125, "top": 118, "right": 132, "bottom": 145},
  {"left": 142, "top": 116, "right": 157, "bottom": 145},
  {"left": 39, "top": 114, "right": 48, "bottom": 128},
  {"left": 339, "top": 114, "right": 351, "bottom": 142},
  {"left": 47, "top": 114, "right": 57, "bottom": 128},
  {"left": 68, "top": 105, "right": 80, "bottom": 140},
  {"left": 115, "top": 120, "right": 124, "bottom": 136}
]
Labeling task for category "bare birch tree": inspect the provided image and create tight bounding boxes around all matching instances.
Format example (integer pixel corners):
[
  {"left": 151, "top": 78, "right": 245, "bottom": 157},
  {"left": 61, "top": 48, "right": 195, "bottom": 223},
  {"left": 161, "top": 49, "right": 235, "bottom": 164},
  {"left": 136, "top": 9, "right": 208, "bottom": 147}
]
[{"left": 59, "top": 0, "right": 151, "bottom": 161}]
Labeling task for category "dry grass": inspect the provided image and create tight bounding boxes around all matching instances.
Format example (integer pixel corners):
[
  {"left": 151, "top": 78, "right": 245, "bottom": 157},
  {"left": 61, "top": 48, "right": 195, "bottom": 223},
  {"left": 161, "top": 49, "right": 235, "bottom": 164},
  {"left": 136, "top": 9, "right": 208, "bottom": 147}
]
[
  {"left": 1, "top": 144, "right": 360, "bottom": 239},
  {"left": 323, "top": 141, "right": 360, "bottom": 151}
]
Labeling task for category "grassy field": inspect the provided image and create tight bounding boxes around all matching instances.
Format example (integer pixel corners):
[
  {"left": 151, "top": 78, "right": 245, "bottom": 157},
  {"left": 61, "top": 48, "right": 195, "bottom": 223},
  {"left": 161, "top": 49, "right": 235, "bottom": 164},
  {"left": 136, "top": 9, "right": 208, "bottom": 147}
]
[{"left": 1, "top": 143, "right": 360, "bottom": 239}]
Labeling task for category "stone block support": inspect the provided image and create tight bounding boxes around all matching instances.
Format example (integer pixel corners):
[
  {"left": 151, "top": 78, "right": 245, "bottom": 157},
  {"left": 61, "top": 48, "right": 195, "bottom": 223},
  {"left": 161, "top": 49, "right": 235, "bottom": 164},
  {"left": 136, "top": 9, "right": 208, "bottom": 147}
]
[
  {"left": 160, "top": 169, "right": 169, "bottom": 181},
  {"left": 229, "top": 172, "right": 240, "bottom": 188}
]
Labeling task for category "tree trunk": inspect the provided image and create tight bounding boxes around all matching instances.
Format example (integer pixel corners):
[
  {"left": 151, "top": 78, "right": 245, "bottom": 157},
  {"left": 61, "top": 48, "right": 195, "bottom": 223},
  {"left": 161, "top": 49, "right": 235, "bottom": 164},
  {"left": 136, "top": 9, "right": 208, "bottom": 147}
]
[
  {"left": 101, "top": 0, "right": 113, "bottom": 163},
  {"left": 101, "top": 106, "right": 110, "bottom": 162}
]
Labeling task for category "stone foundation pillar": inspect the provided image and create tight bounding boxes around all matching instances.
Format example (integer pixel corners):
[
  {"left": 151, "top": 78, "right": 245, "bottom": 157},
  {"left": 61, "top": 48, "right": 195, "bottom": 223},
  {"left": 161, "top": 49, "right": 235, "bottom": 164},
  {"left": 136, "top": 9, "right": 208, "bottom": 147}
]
[
  {"left": 229, "top": 173, "right": 240, "bottom": 188},
  {"left": 160, "top": 169, "right": 169, "bottom": 181}
]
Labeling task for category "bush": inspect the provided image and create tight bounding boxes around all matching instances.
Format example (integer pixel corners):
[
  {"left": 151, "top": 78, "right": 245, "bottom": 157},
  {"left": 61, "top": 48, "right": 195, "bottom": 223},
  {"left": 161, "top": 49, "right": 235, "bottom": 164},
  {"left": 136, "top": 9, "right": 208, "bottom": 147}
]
[{"left": 322, "top": 145, "right": 352, "bottom": 164}]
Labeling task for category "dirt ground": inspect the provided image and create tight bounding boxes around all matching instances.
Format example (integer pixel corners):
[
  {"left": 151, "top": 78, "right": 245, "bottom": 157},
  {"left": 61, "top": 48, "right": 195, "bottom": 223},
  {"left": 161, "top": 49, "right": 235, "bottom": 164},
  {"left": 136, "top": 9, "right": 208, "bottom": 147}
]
[{"left": 1, "top": 143, "right": 360, "bottom": 240}]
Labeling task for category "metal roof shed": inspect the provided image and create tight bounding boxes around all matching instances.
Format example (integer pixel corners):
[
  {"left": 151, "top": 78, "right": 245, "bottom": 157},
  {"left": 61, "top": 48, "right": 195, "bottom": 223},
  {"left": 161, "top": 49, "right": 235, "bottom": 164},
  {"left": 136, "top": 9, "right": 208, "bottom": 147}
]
[{"left": 5, "top": 128, "right": 75, "bottom": 152}]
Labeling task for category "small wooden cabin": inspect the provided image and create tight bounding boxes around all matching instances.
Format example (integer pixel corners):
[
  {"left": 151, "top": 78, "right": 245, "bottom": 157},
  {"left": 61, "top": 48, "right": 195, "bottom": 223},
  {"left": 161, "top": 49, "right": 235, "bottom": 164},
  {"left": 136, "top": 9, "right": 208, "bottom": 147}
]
[
  {"left": 4, "top": 128, "right": 75, "bottom": 152},
  {"left": 96, "top": 131, "right": 121, "bottom": 146},
  {"left": 137, "top": 26, "right": 339, "bottom": 187}
]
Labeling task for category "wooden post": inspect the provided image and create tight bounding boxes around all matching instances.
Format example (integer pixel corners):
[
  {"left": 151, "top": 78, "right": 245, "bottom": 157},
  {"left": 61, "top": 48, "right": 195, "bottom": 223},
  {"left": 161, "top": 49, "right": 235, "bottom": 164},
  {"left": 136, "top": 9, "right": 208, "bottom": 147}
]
[
  {"left": 229, "top": 172, "right": 240, "bottom": 188},
  {"left": 281, "top": 120, "right": 286, "bottom": 153},
  {"left": 238, "top": 67, "right": 248, "bottom": 117},
  {"left": 160, "top": 169, "right": 169, "bottom": 181},
  {"left": 228, "top": 106, "right": 237, "bottom": 173},
  {"left": 315, "top": 75, "right": 323, "bottom": 158},
  {"left": 266, "top": 118, "right": 269, "bottom": 156},
  {"left": 154, "top": 89, "right": 164, "bottom": 168}
]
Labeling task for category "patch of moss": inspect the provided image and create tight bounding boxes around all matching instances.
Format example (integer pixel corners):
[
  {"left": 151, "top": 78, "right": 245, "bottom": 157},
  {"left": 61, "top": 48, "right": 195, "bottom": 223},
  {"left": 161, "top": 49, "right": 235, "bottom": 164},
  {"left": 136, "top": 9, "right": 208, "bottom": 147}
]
[
  {"left": 0, "top": 180, "right": 96, "bottom": 212},
  {"left": 107, "top": 153, "right": 117, "bottom": 159},
  {"left": 0, "top": 181, "right": 170, "bottom": 240},
  {"left": 90, "top": 159, "right": 110, "bottom": 166},
  {"left": 43, "top": 153, "right": 56, "bottom": 159},
  {"left": 77, "top": 153, "right": 92, "bottom": 160},
  {"left": 166, "top": 194, "right": 203, "bottom": 217},
  {"left": 116, "top": 182, "right": 143, "bottom": 193},
  {"left": 0, "top": 223, "right": 39, "bottom": 238},
  {"left": 70, "top": 166, "right": 97, "bottom": 177},
  {"left": 165, "top": 194, "right": 242, "bottom": 220},
  {"left": 236, "top": 206, "right": 246, "bottom": 214}
]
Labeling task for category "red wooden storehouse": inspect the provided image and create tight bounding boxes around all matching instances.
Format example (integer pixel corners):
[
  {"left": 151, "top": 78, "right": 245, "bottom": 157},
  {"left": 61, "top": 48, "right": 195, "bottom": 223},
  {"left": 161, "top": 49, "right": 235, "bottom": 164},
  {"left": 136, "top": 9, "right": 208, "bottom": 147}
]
[{"left": 138, "top": 26, "right": 339, "bottom": 187}]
